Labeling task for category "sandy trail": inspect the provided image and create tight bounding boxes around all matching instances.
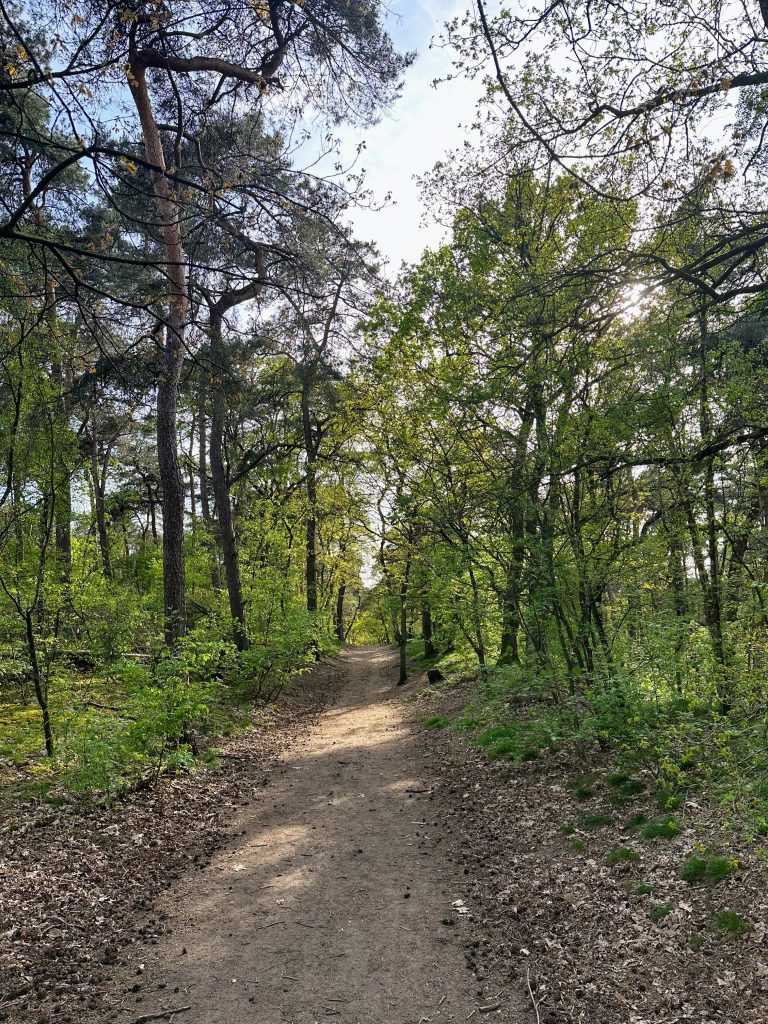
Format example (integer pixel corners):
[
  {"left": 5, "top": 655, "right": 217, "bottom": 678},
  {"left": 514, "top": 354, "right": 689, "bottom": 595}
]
[{"left": 104, "top": 646, "right": 527, "bottom": 1024}]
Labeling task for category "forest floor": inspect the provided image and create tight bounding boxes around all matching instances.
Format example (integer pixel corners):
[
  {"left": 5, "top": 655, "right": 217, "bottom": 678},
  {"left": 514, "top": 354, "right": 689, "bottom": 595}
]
[{"left": 3, "top": 647, "right": 765, "bottom": 1024}]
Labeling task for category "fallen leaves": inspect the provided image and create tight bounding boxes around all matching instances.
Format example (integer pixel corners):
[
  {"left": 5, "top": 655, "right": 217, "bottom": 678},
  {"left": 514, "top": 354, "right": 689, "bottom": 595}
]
[
  {"left": 420, "top": 683, "right": 768, "bottom": 1024},
  {"left": 0, "top": 662, "right": 346, "bottom": 1024}
]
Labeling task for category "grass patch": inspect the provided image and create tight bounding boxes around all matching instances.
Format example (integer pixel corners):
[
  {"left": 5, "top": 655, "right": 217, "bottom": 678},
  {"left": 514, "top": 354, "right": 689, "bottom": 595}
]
[
  {"left": 711, "top": 910, "right": 749, "bottom": 936},
  {"left": 569, "top": 838, "right": 587, "bottom": 852},
  {"left": 568, "top": 777, "right": 596, "bottom": 801},
  {"left": 580, "top": 812, "right": 613, "bottom": 829},
  {"left": 628, "top": 882, "right": 654, "bottom": 895},
  {"left": 682, "top": 855, "right": 738, "bottom": 883},
  {"left": 606, "top": 846, "right": 639, "bottom": 866},
  {"left": 625, "top": 812, "right": 648, "bottom": 830},
  {"left": 649, "top": 903, "right": 673, "bottom": 922},
  {"left": 474, "top": 722, "right": 548, "bottom": 762},
  {"left": 422, "top": 715, "right": 450, "bottom": 730},
  {"left": 606, "top": 773, "right": 645, "bottom": 804},
  {"left": 607, "top": 772, "right": 631, "bottom": 787},
  {"left": 657, "top": 788, "right": 684, "bottom": 810},
  {"left": 642, "top": 817, "right": 681, "bottom": 840}
]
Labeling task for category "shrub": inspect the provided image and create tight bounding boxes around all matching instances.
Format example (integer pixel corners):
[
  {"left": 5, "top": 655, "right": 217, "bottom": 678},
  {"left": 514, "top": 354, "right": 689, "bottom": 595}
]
[{"left": 475, "top": 721, "right": 553, "bottom": 761}]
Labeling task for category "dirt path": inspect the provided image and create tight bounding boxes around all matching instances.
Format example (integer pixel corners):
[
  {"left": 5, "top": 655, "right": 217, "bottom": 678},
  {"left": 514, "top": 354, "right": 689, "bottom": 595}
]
[{"left": 102, "top": 646, "right": 529, "bottom": 1024}]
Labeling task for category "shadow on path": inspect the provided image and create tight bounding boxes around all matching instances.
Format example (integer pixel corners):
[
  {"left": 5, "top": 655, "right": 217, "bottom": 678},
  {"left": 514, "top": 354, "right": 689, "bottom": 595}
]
[{"left": 104, "top": 646, "right": 528, "bottom": 1024}]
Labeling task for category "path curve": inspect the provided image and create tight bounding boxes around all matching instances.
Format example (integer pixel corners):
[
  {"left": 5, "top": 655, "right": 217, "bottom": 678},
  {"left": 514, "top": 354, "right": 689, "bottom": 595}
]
[{"left": 103, "top": 646, "right": 527, "bottom": 1024}]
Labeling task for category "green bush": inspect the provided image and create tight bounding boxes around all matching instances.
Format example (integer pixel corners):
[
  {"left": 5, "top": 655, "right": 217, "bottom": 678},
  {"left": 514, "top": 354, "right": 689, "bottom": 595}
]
[
  {"left": 59, "top": 630, "right": 232, "bottom": 796},
  {"left": 474, "top": 720, "right": 554, "bottom": 761}
]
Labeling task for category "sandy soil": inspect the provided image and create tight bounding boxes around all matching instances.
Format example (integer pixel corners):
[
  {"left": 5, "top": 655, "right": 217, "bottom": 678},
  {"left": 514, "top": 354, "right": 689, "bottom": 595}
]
[{"left": 99, "top": 646, "right": 529, "bottom": 1024}]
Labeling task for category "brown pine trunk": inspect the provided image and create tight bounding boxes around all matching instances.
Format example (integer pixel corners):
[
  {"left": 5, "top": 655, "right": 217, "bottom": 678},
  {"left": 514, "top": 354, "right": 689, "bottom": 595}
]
[{"left": 128, "top": 58, "right": 187, "bottom": 644}]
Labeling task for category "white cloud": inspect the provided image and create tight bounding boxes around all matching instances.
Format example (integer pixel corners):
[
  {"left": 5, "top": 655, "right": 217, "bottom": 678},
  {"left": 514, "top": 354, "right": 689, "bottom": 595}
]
[{"left": 339, "top": 1, "right": 481, "bottom": 273}]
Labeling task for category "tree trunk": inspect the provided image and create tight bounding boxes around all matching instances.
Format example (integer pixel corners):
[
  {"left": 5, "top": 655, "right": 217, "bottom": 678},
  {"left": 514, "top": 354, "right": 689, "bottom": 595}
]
[
  {"left": 397, "top": 560, "right": 410, "bottom": 686},
  {"left": 88, "top": 418, "right": 112, "bottom": 579},
  {"left": 421, "top": 602, "right": 436, "bottom": 659},
  {"left": 499, "top": 579, "right": 520, "bottom": 664},
  {"left": 51, "top": 356, "right": 72, "bottom": 583},
  {"left": 335, "top": 582, "right": 346, "bottom": 644},
  {"left": 198, "top": 385, "right": 212, "bottom": 526},
  {"left": 301, "top": 376, "right": 319, "bottom": 617},
  {"left": 25, "top": 609, "right": 53, "bottom": 757},
  {"left": 128, "top": 58, "right": 187, "bottom": 645},
  {"left": 209, "top": 309, "right": 249, "bottom": 651}
]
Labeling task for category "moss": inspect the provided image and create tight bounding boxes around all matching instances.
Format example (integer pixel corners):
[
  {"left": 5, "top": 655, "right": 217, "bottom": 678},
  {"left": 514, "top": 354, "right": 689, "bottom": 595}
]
[
  {"left": 569, "top": 838, "right": 587, "bottom": 853},
  {"left": 606, "top": 846, "right": 639, "bottom": 866},
  {"left": 560, "top": 822, "right": 576, "bottom": 836},
  {"left": 688, "top": 932, "right": 705, "bottom": 951},
  {"left": 711, "top": 910, "right": 749, "bottom": 936},
  {"left": 642, "top": 817, "right": 681, "bottom": 840},
  {"left": 649, "top": 903, "right": 673, "bottom": 922}
]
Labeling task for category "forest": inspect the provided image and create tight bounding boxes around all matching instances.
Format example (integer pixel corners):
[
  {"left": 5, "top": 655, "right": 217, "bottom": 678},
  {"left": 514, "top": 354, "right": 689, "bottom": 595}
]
[{"left": 1, "top": 1, "right": 768, "bottom": 1022}]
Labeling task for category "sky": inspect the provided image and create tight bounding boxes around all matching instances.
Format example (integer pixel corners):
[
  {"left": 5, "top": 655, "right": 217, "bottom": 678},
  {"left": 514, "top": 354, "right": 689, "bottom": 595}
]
[{"left": 335, "top": 0, "right": 482, "bottom": 274}]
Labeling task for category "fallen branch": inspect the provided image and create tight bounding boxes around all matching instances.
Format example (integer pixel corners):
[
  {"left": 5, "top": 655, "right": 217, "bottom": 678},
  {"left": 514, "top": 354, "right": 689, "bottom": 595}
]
[
  {"left": 527, "top": 968, "right": 541, "bottom": 1024},
  {"left": 131, "top": 1008, "right": 191, "bottom": 1024}
]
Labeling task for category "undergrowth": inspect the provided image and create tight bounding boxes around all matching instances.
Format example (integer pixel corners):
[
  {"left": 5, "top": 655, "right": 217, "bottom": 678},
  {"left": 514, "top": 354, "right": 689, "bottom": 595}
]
[
  {"left": 419, "top": 644, "right": 768, "bottom": 831},
  {"left": 0, "top": 619, "right": 335, "bottom": 804}
]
